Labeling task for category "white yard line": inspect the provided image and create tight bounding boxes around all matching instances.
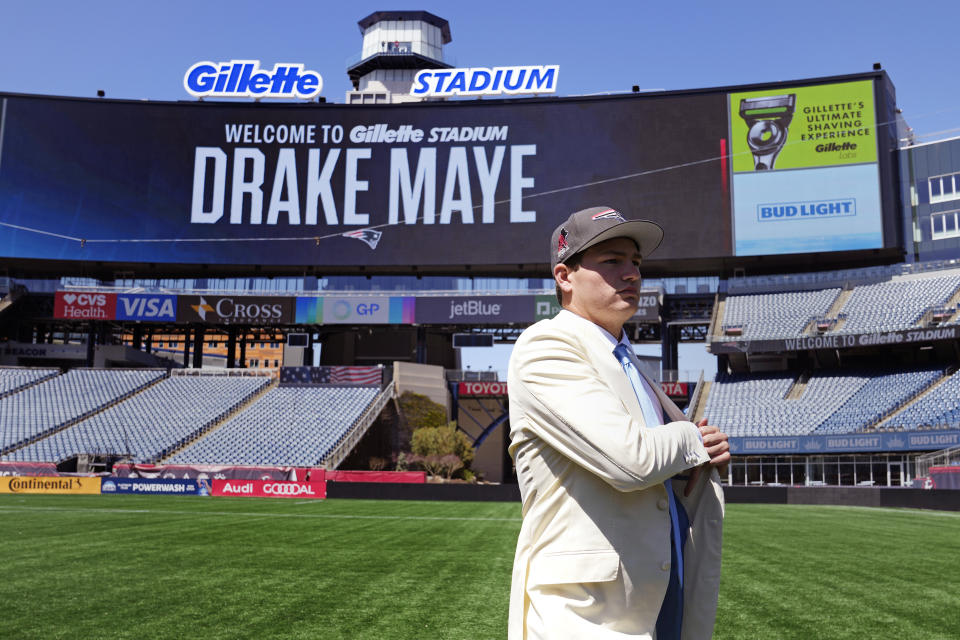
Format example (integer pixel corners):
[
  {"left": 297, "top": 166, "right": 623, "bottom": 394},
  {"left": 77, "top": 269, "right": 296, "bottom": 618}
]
[{"left": 0, "top": 504, "right": 521, "bottom": 522}]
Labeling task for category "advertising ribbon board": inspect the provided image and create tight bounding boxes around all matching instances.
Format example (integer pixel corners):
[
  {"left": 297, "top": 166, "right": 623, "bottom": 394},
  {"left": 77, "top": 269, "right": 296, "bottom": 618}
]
[
  {"left": 730, "top": 430, "right": 960, "bottom": 455},
  {"left": 0, "top": 476, "right": 101, "bottom": 494},
  {"left": 211, "top": 479, "right": 327, "bottom": 499}
]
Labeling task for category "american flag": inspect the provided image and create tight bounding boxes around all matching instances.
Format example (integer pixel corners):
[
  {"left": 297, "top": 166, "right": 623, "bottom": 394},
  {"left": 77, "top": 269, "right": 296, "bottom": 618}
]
[
  {"left": 314, "top": 366, "right": 382, "bottom": 386},
  {"left": 280, "top": 366, "right": 383, "bottom": 386}
]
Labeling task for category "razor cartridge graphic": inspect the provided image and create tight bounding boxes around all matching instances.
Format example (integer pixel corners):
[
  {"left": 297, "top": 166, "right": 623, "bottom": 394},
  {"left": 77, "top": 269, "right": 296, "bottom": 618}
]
[{"left": 739, "top": 94, "right": 796, "bottom": 170}]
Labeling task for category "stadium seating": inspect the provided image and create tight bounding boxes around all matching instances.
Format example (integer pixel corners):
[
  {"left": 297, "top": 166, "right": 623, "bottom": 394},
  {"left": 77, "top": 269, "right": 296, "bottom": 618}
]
[
  {"left": 0, "top": 369, "right": 165, "bottom": 452},
  {"left": 719, "top": 269, "right": 960, "bottom": 340},
  {"left": 167, "top": 386, "right": 381, "bottom": 467},
  {"left": 2, "top": 374, "right": 271, "bottom": 463},
  {"left": 833, "top": 274, "right": 960, "bottom": 335},
  {"left": 879, "top": 369, "right": 960, "bottom": 431},
  {"left": 0, "top": 367, "right": 59, "bottom": 397},
  {"left": 705, "top": 367, "right": 947, "bottom": 436},
  {"left": 812, "top": 367, "right": 944, "bottom": 434},
  {"left": 721, "top": 288, "right": 840, "bottom": 340}
]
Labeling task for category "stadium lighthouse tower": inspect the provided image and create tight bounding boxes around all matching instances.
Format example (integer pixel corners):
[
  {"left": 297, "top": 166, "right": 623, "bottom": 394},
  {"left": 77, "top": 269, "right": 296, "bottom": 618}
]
[{"left": 345, "top": 10, "right": 452, "bottom": 104}]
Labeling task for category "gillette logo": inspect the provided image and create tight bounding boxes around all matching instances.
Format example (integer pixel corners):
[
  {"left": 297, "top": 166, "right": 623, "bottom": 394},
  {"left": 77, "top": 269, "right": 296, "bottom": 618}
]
[
  {"left": 184, "top": 60, "right": 323, "bottom": 99},
  {"left": 757, "top": 198, "right": 856, "bottom": 221}
]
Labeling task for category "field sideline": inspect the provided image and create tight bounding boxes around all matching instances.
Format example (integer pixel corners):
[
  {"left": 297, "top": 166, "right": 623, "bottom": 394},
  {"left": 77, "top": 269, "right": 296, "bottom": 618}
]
[{"left": 0, "top": 496, "right": 958, "bottom": 639}]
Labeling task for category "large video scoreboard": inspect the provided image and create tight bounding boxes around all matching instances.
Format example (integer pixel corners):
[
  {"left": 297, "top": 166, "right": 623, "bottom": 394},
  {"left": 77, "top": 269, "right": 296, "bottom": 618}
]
[{"left": 0, "top": 71, "right": 902, "bottom": 277}]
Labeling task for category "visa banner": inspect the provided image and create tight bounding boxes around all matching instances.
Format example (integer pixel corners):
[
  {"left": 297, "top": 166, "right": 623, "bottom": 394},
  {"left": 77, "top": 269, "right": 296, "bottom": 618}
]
[
  {"left": 115, "top": 294, "right": 178, "bottom": 321},
  {"left": 211, "top": 479, "right": 326, "bottom": 499},
  {"left": 0, "top": 476, "right": 101, "bottom": 494}
]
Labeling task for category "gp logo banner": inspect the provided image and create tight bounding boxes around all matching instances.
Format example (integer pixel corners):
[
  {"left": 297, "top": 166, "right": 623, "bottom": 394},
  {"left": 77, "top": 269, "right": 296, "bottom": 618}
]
[
  {"left": 211, "top": 479, "right": 326, "bottom": 499},
  {"left": 0, "top": 476, "right": 101, "bottom": 494},
  {"left": 115, "top": 294, "right": 178, "bottom": 321},
  {"left": 54, "top": 292, "right": 117, "bottom": 320}
]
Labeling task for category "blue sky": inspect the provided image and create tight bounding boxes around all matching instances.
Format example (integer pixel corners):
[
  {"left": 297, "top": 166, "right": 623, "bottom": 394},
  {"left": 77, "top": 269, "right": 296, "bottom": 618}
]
[{"left": 3, "top": 0, "right": 958, "bottom": 376}]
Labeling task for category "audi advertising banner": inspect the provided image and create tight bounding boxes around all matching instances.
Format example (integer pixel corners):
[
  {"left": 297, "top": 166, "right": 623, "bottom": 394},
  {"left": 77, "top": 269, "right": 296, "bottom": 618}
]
[
  {"left": 211, "top": 479, "right": 327, "bottom": 499},
  {"left": 0, "top": 71, "right": 899, "bottom": 276}
]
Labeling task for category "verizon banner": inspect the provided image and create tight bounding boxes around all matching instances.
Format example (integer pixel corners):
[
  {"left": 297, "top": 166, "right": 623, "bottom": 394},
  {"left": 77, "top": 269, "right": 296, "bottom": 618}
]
[{"left": 211, "top": 479, "right": 327, "bottom": 499}]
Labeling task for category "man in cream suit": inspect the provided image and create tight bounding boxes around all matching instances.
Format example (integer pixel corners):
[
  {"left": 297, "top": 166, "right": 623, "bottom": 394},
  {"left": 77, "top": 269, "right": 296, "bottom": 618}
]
[{"left": 507, "top": 206, "right": 729, "bottom": 640}]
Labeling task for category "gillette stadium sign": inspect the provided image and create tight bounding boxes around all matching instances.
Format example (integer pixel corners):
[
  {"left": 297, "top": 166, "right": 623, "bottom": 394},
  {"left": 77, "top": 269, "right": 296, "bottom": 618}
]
[
  {"left": 412, "top": 65, "right": 558, "bottom": 97},
  {"left": 184, "top": 60, "right": 323, "bottom": 99}
]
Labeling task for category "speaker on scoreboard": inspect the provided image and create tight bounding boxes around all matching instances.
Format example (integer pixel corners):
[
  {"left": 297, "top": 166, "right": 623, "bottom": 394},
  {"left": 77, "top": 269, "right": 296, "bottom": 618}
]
[{"left": 452, "top": 333, "right": 494, "bottom": 348}]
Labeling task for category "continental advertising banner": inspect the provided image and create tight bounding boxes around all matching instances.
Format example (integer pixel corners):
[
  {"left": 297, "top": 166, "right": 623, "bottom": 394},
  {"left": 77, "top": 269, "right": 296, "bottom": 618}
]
[
  {"left": 0, "top": 476, "right": 101, "bottom": 494},
  {"left": 729, "top": 79, "right": 884, "bottom": 256}
]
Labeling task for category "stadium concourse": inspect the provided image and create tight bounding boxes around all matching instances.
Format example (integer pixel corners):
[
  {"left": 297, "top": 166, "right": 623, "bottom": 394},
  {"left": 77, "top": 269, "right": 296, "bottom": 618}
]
[{"left": 0, "top": 261, "right": 958, "bottom": 488}]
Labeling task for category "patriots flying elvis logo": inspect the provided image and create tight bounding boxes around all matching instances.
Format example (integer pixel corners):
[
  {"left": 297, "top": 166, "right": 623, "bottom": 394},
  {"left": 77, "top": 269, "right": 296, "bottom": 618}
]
[
  {"left": 591, "top": 208, "right": 626, "bottom": 222},
  {"left": 342, "top": 229, "right": 383, "bottom": 250}
]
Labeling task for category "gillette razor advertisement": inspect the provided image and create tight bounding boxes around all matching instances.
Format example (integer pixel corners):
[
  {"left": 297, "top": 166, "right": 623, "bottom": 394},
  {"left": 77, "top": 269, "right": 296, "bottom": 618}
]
[
  {"left": 0, "top": 73, "right": 895, "bottom": 273},
  {"left": 728, "top": 80, "right": 885, "bottom": 256}
]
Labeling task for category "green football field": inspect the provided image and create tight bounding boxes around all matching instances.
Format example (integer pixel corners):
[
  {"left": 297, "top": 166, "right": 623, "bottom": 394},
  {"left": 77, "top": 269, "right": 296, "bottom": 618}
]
[{"left": 0, "top": 495, "right": 958, "bottom": 639}]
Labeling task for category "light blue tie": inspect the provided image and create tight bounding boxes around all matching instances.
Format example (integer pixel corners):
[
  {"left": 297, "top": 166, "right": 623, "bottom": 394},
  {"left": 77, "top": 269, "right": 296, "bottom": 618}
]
[{"left": 613, "top": 343, "right": 685, "bottom": 639}]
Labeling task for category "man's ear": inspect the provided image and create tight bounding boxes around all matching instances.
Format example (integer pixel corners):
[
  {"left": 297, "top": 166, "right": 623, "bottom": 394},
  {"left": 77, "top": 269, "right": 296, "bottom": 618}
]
[{"left": 554, "top": 263, "right": 574, "bottom": 297}]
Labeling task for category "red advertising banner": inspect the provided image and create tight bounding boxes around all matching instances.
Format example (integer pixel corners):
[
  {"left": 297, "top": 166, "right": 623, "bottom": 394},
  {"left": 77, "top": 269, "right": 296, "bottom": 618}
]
[
  {"left": 0, "top": 461, "right": 59, "bottom": 476},
  {"left": 660, "top": 381, "right": 689, "bottom": 397},
  {"left": 113, "top": 463, "right": 298, "bottom": 481},
  {"left": 54, "top": 291, "right": 117, "bottom": 320},
  {"left": 211, "top": 479, "right": 327, "bottom": 499},
  {"left": 326, "top": 470, "right": 426, "bottom": 484},
  {"left": 458, "top": 381, "right": 508, "bottom": 396}
]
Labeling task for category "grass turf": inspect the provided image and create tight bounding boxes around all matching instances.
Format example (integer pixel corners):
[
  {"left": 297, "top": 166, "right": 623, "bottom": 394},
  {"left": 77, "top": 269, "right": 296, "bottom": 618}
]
[{"left": 0, "top": 496, "right": 958, "bottom": 639}]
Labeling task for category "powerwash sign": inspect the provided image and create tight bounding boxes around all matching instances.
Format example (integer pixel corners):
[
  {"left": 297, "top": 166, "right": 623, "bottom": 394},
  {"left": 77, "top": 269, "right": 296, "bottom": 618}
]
[
  {"left": 0, "top": 72, "right": 899, "bottom": 274},
  {"left": 51, "top": 291, "right": 661, "bottom": 324},
  {"left": 730, "top": 429, "right": 960, "bottom": 454},
  {"left": 711, "top": 326, "right": 960, "bottom": 354}
]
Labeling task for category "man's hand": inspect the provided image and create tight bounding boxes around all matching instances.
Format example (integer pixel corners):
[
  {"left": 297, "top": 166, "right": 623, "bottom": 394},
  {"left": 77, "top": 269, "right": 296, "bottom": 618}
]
[{"left": 684, "top": 418, "right": 730, "bottom": 497}]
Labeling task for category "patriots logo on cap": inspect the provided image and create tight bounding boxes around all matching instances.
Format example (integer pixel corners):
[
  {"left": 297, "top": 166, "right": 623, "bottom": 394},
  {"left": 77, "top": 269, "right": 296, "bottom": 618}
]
[
  {"left": 592, "top": 208, "right": 626, "bottom": 222},
  {"left": 342, "top": 228, "right": 383, "bottom": 249},
  {"left": 557, "top": 228, "right": 570, "bottom": 257}
]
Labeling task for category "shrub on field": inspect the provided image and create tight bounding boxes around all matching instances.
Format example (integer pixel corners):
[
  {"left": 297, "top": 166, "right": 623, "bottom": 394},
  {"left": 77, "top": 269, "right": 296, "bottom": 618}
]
[{"left": 410, "top": 425, "right": 475, "bottom": 480}]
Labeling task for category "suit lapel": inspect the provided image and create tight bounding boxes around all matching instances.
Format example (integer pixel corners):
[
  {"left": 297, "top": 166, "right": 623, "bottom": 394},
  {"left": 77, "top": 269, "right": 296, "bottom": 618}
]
[{"left": 553, "top": 312, "right": 647, "bottom": 425}]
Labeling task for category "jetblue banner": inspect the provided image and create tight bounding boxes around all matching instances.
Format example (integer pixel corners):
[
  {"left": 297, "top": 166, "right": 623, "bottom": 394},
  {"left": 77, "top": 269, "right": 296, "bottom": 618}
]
[
  {"left": 730, "top": 429, "right": 960, "bottom": 455},
  {"left": 100, "top": 478, "right": 208, "bottom": 495}
]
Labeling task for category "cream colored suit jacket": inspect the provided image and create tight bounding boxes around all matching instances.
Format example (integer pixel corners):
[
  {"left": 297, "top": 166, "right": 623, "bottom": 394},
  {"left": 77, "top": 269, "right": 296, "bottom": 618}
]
[{"left": 507, "top": 311, "right": 725, "bottom": 640}]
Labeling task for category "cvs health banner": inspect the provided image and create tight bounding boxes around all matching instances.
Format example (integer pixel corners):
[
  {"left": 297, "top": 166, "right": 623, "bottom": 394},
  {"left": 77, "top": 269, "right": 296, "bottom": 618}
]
[
  {"left": 54, "top": 292, "right": 117, "bottom": 320},
  {"left": 211, "top": 479, "right": 326, "bottom": 499}
]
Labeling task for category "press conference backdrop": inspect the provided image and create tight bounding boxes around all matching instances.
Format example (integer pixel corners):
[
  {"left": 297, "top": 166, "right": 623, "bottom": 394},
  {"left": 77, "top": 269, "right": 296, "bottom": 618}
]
[{"left": 0, "top": 71, "right": 900, "bottom": 275}]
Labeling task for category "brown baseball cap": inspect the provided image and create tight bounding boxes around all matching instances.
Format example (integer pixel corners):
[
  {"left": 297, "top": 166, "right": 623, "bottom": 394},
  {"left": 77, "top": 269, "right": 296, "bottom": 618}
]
[{"left": 550, "top": 206, "right": 664, "bottom": 268}]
